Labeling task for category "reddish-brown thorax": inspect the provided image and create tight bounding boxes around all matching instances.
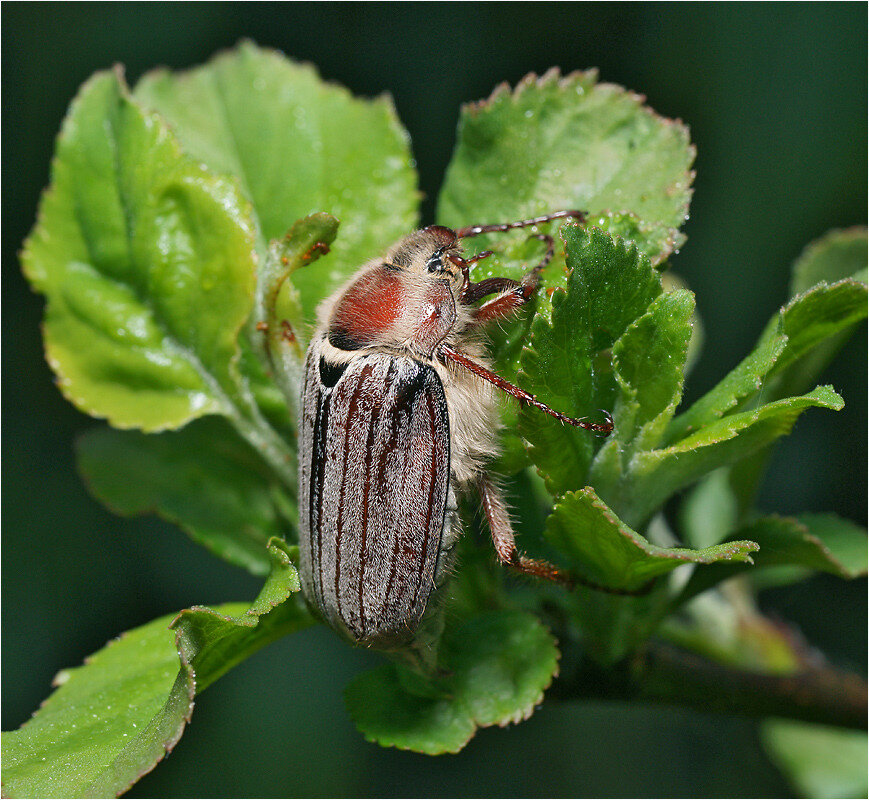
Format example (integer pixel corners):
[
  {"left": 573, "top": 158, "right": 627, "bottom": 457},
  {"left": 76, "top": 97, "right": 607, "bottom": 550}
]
[{"left": 329, "top": 265, "right": 457, "bottom": 356}]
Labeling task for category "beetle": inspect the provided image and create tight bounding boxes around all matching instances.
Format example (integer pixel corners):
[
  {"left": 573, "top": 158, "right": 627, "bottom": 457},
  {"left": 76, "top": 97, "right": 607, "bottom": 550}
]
[{"left": 298, "top": 211, "right": 613, "bottom": 656}]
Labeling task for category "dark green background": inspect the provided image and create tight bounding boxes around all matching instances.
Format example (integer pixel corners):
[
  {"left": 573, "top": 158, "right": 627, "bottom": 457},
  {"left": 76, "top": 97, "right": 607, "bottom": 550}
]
[{"left": 3, "top": 3, "right": 866, "bottom": 797}]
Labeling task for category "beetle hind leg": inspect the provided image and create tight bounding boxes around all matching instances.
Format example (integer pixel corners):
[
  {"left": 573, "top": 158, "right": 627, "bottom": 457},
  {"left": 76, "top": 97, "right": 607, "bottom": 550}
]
[{"left": 478, "top": 475, "right": 570, "bottom": 585}]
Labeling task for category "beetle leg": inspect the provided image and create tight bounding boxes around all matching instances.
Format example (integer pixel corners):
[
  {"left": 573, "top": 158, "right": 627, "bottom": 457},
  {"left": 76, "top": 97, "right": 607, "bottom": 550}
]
[
  {"left": 479, "top": 475, "right": 659, "bottom": 596},
  {"left": 466, "top": 232, "right": 557, "bottom": 325},
  {"left": 478, "top": 475, "right": 568, "bottom": 584},
  {"left": 461, "top": 276, "right": 521, "bottom": 305},
  {"left": 449, "top": 251, "right": 495, "bottom": 302},
  {"left": 439, "top": 343, "right": 614, "bottom": 433}
]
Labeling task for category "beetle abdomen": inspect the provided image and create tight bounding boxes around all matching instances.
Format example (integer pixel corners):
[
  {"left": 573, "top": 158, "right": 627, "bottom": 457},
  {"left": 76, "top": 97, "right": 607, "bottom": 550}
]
[{"left": 299, "top": 348, "right": 451, "bottom": 648}]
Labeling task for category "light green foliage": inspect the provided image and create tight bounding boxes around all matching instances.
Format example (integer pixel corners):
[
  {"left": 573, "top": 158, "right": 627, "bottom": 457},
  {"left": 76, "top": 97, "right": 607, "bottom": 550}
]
[
  {"left": 345, "top": 611, "right": 559, "bottom": 754},
  {"left": 519, "top": 226, "right": 662, "bottom": 495},
  {"left": 134, "top": 41, "right": 419, "bottom": 319},
  {"left": 761, "top": 280, "right": 868, "bottom": 396},
  {"left": 171, "top": 540, "right": 312, "bottom": 693},
  {"left": 545, "top": 487, "right": 757, "bottom": 593},
  {"left": 2, "top": 540, "right": 310, "bottom": 798},
  {"left": 12, "top": 43, "right": 866, "bottom": 786},
  {"left": 2, "top": 611, "right": 182, "bottom": 798},
  {"left": 665, "top": 328, "right": 788, "bottom": 442},
  {"left": 22, "top": 71, "right": 258, "bottom": 432},
  {"left": 438, "top": 69, "right": 694, "bottom": 264},
  {"left": 258, "top": 212, "right": 341, "bottom": 428},
  {"left": 621, "top": 385, "right": 843, "bottom": 528},
  {"left": 611, "top": 290, "right": 695, "bottom": 454},
  {"left": 677, "top": 513, "right": 868, "bottom": 603},
  {"left": 790, "top": 227, "right": 868, "bottom": 293}
]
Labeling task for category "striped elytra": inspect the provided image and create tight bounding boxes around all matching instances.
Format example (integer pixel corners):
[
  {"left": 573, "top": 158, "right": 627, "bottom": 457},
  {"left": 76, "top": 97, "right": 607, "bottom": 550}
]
[{"left": 298, "top": 349, "right": 457, "bottom": 648}]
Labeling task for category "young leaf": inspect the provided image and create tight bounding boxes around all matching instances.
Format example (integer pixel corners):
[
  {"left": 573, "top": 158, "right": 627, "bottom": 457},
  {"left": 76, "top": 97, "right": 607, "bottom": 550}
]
[
  {"left": 623, "top": 385, "right": 844, "bottom": 528},
  {"left": 22, "top": 70, "right": 258, "bottom": 433},
  {"left": 258, "top": 213, "right": 340, "bottom": 426},
  {"left": 544, "top": 487, "right": 757, "bottom": 593},
  {"left": 438, "top": 69, "right": 694, "bottom": 264},
  {"left": 667, "top": 231, "right": 867, "bottom": 445},
  {"left": 790, "top": 227, "right": 868, "bottom": 295},
  {"left": 762, "top": 280, "right": 868, "bottom": 393},
  {"left": 665, "top": 325, "right": 788, "bottom": 443},
  {"left": 134, "top": 41, "right": 419, "bottom": 318},
  {"left": 794, "top": 513, "right": 868, "bottom": 576},
  {"left": 77, "top": 418, "right": 296, "bottom": 576},
  {"left": 171, "top": 540, "right": 311, "bottom": 693},
  {"left": 260, "top": 213, "right": 340, "bottom": 352},
  {"left": 677, "top": 513, "right": 868, "bottom": 603},
  {"left": 345, "top": 611, "right": 559, "bottom": 755},
  {"left": 1, "top": 540, "right": 311, "bottom": 798},
  {"left": 722, "top": 232, "right": 867, "bottom": 514},
  {"left": 519, "top": 226, "right": 662, "bottom": 495},
  {"left": 610, "top": 289, "right": 695, "bottom": 453}
]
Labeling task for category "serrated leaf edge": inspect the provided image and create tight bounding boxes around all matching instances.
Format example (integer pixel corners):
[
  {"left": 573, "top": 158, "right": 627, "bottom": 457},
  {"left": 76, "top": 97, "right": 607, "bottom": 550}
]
[{"left": 462, "top": 70, "right": 695, "bottom": 264}]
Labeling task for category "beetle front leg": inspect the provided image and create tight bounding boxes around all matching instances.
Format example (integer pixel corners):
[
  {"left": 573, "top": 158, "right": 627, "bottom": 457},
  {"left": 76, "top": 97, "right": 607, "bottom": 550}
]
[
  {"left": 468, "top": 232, "right": 556, "bottom": 326},
  {"left": 478, "top": 475, "right": 570, "bottom": 585}
]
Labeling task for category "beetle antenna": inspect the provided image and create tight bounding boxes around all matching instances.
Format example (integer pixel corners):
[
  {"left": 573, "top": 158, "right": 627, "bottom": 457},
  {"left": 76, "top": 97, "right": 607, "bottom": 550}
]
[{"left": 455, "top": 210, "right": 586, "bottom": 239}]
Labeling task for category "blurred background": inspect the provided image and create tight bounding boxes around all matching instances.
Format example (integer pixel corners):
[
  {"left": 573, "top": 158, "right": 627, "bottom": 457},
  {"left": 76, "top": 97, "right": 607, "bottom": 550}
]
[{"left": 3, "top": 3, "right": 866, "bottom": 796}]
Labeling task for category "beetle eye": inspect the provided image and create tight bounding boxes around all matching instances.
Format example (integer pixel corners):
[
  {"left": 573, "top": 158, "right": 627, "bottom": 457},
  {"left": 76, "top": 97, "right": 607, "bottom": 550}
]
[{"left": 426, "top": 254, "right": 443, "bottom": 273}]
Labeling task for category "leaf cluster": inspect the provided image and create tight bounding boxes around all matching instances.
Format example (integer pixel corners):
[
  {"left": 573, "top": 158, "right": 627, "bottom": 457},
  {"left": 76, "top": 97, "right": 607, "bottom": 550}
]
[{"left": 5, "top": 42, "right": 866, "bottom": 795}]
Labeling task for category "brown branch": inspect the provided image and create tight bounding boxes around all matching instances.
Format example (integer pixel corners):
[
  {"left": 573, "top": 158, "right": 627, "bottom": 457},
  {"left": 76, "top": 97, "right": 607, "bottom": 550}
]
[{"left": 553, "top": 641, "right": 867, "bottom": 730}]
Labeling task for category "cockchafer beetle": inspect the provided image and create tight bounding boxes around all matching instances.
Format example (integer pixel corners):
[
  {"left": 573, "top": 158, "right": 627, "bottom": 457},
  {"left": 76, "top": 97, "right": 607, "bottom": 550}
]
[{"left": 298, "top": 211, "right": 613, "bottom": 657}]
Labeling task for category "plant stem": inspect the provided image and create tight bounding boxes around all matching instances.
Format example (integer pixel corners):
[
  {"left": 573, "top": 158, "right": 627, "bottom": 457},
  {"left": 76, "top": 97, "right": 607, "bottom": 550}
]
[{"left": 554, "top": 640, "right": 867, "bottom": 730}]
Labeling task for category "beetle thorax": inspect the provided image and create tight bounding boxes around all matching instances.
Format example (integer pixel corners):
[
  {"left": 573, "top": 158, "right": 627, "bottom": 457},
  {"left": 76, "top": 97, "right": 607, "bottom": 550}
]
[{"left": 324, "top": 230, "right": 472, "bottom": 359}]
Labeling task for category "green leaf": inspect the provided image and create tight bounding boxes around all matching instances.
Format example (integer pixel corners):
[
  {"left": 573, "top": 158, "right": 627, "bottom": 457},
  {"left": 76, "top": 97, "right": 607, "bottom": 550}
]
[
  {"left": 722, "top": 234, "right": 867, "bottom": 514},
  {"left": 460, "top": 231, "right": 576, "bottom": 475},
  {"left": 545, "top": 487, "right": 757, "bottom": 593},
  {"left": 22, "top": 70, "right": 258, "bottom": 433},
  {"left": 134, "top": 41, "right": 419, "bottom": 319},
  {"left": 258, "top": 213, "right": 340, "bottom": 425},
  {"left": 790, "top": 227, "right": 868, "bottom": 295},
  {"left": 678, "top": 468, "right": 740, "bottom": 549},
  {"left": 472, "top": 231, "right": 573, "bottom": 381},
  {"left": 171, "top": 540, "right": 310, "bottom": 693},
  {"left": 76, "top": 418, "right": 295, "bottom": 576},
  {"left": 793, "top": 513, "right": 868, "bottom": 576},
  {"left": 1, "top": 540, "right": 311, "bottom": 798},
  {"left": 762, "top": 280, "right": 868, "bottom": 394},
  {"left": 668, "top": 229, "right": 866, "bottom": 448},
  {"left": 345, "top": 611, "right": 559, "bottom": 755},
  {"left": 623, "top": 386, "right": 844, "bottom": 528},
  {"left": 1, "top": 609, "right": 185, "bottom": 799},
  {"left": 610, "top": 289, "right": 694, "bottom": 453},
  {"left": 438, "top": 69, "right": 694, "bottom": 264},
  {"left": 762, "top": 720, "right": 868, "bottom": 799},
  {"left": 677, "top": 513, "right": 867, "bottom": 602},
  {"left": 519, "top": 226, "right": 662, "bottom": 495},
  {"left": 261, "top": 213, "right": 340, "bottom": 351},
  {"left": 665, "top": 325, "right": 788, "bottom": 443}
]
